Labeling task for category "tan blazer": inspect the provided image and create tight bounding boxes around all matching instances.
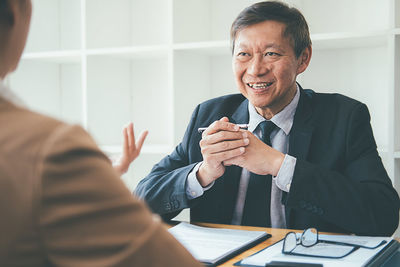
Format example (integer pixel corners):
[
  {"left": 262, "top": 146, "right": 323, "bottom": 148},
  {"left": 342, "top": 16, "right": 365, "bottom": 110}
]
[{"left": 0, "top": 96, "right": 202, "bottom": 267}]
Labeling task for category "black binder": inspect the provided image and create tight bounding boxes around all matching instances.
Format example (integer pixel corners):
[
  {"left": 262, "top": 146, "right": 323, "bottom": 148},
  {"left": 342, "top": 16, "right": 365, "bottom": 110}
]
[{"left": 366, "top": 239, "right": 400, "bottom": 267}]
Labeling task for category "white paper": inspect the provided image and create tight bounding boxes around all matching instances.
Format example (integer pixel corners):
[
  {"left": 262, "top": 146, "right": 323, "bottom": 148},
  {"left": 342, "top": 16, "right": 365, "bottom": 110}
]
[
  {"left": 168, "top": 222, "right": 268, "bottom": 264},
  {"left": 318, "top": 234, "right": 386, "bottom": 248},
  {"left": 291, "top": 242, "right": 355, "bottom": 258},
  {"left": 240, "top": 233, "right": 392, "bottom": 267}
]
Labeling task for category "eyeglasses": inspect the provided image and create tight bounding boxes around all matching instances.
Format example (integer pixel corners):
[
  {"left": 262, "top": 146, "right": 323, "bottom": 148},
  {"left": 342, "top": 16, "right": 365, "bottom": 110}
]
[{"left": 282, "top": 228, "right": 387, "bottom": 259}]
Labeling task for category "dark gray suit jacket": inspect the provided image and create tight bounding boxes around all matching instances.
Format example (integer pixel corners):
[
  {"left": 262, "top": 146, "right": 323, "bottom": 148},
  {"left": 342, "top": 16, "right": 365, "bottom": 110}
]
[{"left": 136, "top": 86, "right": 400, "bottom": 236}]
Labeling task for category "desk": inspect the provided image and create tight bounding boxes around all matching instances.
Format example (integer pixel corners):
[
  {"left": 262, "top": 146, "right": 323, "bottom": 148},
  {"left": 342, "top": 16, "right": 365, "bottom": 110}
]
[
  {"left": 165, "top": 222, "right": 303, "bottom": 267},
  {"left": 167, "top": 222, "right": 400, "bottom": 267}
]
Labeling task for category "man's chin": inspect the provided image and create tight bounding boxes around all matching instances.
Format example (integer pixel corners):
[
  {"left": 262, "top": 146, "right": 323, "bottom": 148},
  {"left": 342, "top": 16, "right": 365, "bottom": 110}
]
[{"left": 249, "top": 98, "right": 271, "bottom": 110}]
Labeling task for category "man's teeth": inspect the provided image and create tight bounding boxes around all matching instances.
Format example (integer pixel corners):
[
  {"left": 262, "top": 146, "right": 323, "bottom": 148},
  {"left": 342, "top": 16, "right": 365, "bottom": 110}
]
[{"left": 247, "top": 82, "right": 273, "bottom": 89}]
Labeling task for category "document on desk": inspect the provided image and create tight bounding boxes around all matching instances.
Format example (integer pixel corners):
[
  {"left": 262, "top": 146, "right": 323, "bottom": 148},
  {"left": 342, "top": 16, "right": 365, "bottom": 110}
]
[
  {"left": 238, "top": 233, "right": 392, "bottom": 267},
  {"left": 168, "top": 222, "right": 270, "bottom": 266}
]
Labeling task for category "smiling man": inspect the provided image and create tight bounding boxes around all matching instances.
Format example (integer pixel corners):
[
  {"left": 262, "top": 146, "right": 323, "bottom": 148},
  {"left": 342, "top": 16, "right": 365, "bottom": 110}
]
[{"left": 136, "top": 1, "right": 400, "bottom": 236}]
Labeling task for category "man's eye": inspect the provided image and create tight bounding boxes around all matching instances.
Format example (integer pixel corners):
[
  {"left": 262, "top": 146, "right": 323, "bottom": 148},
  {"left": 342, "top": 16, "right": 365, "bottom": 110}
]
[
  {"left": 265, "top": 52, "right": 280, "bottom": 56},
  {"left": 237, "top": 52, "right": 249, "bottom": 56}
]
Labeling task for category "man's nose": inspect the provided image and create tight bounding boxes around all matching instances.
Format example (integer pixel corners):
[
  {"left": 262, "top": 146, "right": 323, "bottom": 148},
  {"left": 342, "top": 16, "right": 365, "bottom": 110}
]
[{"left": 247, "top": 56, "right": 268, "bottom": 76}]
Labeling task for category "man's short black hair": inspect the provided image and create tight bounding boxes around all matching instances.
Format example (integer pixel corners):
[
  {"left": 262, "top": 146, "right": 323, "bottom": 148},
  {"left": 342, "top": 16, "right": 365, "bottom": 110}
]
[{"left": 231, "top": 1, "right": 312, "bottom": 58}]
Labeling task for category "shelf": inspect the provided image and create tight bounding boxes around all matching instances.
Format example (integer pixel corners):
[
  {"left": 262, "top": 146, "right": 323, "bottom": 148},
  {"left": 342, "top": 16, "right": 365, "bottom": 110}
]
[
  {"left": 86, "top": 45, "right": 169, "bottom": 59},
  {"left": 86, "top": 55, "right": 171, "bottom": 146},
  {"left": 301, "top": 0, "right": 390, "bottom": 34},
  {"left": 22, "top": 50, "right": 82, "bottom": 63},
  {"left": 101, "top": 144, "right": 173, "bottom": 155},
  {"left": 86, "top": 0, "right": 169, "bottom": 49},
  {"left": 173, "top": 41, "right": 230, "bottom": 55},
  {"left": 394, "top": 28, "right": 400, "bottom": 35},
  {"left": 173, "top": 49, "right": 236, "bottom": 143},
  {"left": 20, "top": 31, "right": 391, "bottom": 64},
  {"left": 9, "top": 60, "right": 82, "bottom": 124},
  {"left": 395, "top": 152, "right": 400, "bottom": 159},
  {"left": 27, "top": 0, "right": 81, "bottom": 52},
  {"left": 311, "top": 31, "right": 387, "bottom": 50}
]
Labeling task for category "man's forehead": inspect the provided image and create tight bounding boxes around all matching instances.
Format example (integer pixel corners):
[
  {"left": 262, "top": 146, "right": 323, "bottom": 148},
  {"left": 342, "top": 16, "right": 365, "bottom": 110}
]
[
  {"left": 234, "top": 41, "right": 285, "bottom": 51},
  {"left": 234, "top": 21, "right": 294, "bottom": 47}
]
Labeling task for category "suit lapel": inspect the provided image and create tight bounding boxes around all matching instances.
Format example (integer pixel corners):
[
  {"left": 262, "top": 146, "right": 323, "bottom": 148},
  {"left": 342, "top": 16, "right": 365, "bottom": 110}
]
[
  {"left": 285, "top": 86, "right": 315, "bottom": 226},
  {"left": 289, "top": 87, "right": 314, "bottom": 160},
  {"left": 230, "top": 99, "right": 249, "bottom": 125},
  {"left": 220, "top": 99, "right": 249, "bottom": 223}
]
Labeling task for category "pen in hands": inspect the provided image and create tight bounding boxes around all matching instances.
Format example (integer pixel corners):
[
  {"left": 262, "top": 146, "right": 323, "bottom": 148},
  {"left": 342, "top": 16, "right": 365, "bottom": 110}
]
[
  {"left": 113, "top": 122, "right": 148, "bottom": 176},
  {"left": 197, "top": 117, "right": 286, "bottom": 186},
  {"left": 197, "top": 117, "right": 249, "bottom": 187}
]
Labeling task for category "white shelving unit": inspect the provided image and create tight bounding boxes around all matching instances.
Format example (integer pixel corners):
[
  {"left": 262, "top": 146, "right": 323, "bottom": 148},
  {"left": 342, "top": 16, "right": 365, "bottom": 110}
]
[{"left": 8, "top": 0, "right": 400, "bottom": 229}]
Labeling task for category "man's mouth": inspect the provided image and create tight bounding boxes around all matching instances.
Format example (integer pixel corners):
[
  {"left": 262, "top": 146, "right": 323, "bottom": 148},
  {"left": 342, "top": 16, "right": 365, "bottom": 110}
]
[{"left": 246, "top": 82, "right": 273, "bottom": 89}]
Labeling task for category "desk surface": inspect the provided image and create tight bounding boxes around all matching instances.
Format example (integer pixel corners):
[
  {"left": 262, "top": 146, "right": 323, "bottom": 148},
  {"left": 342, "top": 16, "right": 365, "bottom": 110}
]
[
  {"left": 167, "top": 222, "right": 400, "bottom": 267},
  {"left": 165, "top": 222, "right": 303, "bottom": 267}
]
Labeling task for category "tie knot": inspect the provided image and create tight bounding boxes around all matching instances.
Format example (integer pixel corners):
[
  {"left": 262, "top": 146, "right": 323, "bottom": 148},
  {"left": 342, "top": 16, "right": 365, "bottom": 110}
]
[{"left": 258, "top": 120, "right": 276, "bottom": 145}]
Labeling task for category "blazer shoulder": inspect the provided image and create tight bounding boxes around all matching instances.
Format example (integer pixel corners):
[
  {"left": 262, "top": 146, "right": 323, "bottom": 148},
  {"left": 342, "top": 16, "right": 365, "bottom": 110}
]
[
  {"left": 197, "top": 94, "right": 246, "bottom": 114},
  {"left": 303, "top": 89, "right": 365, "bottom": 111}
]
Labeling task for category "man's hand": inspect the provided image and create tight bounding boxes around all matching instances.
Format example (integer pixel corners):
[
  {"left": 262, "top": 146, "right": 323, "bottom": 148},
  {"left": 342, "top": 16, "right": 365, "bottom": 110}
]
[
  {"left": 223, "top": 130, "right": 285, "bottom": 176},
  {"left": 197, "top": 117, "right": 248, "bottom": 187},
  {"left": 113, "top": 122, "right": 148, "bottom": 175}
]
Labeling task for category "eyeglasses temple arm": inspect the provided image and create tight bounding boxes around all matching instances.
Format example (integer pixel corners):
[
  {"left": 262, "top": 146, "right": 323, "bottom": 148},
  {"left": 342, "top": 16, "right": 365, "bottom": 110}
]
[{"left": 319, "top": 239, "right": 387, "bottom": 249}]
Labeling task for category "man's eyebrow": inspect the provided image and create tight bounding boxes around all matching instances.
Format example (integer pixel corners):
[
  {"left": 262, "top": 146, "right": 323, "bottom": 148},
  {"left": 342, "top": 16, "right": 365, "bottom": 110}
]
[
  {"left": 264, "top": 43, "right": 285, "bottom": 50},
  {"left": 234, "top": 43, "right": 285, "bottom": 51}
]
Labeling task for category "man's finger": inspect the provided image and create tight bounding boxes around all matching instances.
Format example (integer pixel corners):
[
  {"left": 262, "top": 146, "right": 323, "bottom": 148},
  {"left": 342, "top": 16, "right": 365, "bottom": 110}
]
[
  {"left": 202, "top": 138, "right": 249, "bottom": 154},
  {"left": 202, "top": 118, "right": 240, "bottom": 136},
  {"left": 206, "top": 146, "right": 245, "bottom": 163},
  {"left": 203, "top": 130, "right": 247, "bottom": 145}
]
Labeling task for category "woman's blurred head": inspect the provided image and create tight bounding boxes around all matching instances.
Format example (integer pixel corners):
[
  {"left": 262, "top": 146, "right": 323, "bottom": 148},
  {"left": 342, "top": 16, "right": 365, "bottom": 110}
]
[{"left": 0, "top": 0, "right": 31, "bottom": 79}]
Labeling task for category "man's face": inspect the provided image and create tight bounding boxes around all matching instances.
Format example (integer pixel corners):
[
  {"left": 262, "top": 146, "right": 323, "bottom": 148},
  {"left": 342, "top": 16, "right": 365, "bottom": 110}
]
[{"left": 232, "top": 20, "right": 309, "bottom": 118}]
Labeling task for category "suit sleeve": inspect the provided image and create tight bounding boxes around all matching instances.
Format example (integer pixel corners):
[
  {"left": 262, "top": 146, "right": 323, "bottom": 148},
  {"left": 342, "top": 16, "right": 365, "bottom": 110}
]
[
  {"left": 37, "top": 124, "right": 202, "bottom": 267},
  {"left": 135, "top": 104, "right": 202, "bottom": 220},
  {"left": 287, "top": 103, "right": 400, "bottom": 236}
]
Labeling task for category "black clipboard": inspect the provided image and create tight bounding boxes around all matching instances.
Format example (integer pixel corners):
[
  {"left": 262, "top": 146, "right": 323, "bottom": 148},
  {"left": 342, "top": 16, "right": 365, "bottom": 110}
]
[{"left": 365, "top": 239, "right": 400, "bottom": 267}]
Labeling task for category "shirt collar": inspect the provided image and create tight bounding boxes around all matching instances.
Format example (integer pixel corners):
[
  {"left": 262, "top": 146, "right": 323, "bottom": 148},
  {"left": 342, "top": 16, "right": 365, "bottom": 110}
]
[
  {"left": 248, "top": 83, "right": 300, "bottom": 135},
  {"left": 0, "top": 79, "right": 26, "bottom": 108}
]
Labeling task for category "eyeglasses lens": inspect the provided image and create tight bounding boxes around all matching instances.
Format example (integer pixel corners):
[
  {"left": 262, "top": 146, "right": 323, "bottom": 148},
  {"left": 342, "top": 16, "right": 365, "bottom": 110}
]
[
  {"left": 302, "top": 228, "right": 318, "bottom": 247},
  {"left": 283, "top": 232, "right": 297, "bottom": 253}
]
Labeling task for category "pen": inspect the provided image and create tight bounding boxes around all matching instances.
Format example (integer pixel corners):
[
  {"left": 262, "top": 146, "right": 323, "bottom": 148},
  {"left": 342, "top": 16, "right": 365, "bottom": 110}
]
[{"left": 198, "top": 124, "right": 249, "bottom": 133}]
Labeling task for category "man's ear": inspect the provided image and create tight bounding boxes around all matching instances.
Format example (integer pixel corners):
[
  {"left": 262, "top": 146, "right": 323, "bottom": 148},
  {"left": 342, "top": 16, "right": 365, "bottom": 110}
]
[{"left": 296, "top": 45, "right": 312, "bottom": 75}]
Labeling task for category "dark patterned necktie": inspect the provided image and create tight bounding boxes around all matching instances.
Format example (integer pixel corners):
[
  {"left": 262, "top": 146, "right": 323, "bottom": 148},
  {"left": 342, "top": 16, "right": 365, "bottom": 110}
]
[{"left": 241, "top": 120, "right": 276, "bottom": 227}]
